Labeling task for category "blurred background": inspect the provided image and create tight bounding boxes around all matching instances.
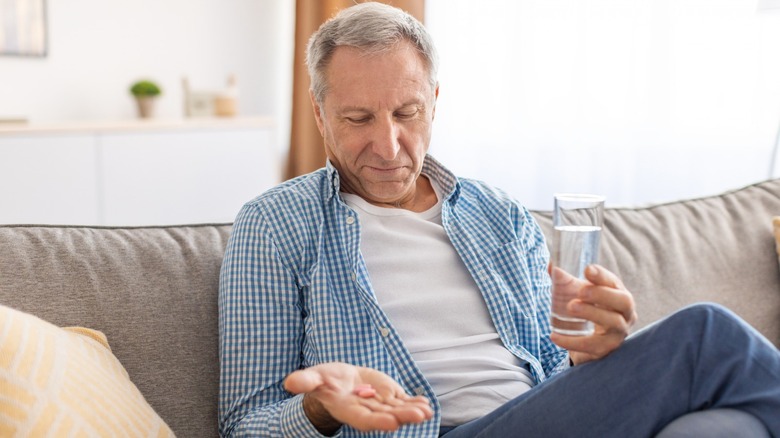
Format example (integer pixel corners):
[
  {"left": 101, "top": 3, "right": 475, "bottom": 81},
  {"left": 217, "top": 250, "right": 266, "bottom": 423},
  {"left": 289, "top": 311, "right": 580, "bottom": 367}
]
[{"left": 1, "top": 0, "right": 779, "bottom": 225}]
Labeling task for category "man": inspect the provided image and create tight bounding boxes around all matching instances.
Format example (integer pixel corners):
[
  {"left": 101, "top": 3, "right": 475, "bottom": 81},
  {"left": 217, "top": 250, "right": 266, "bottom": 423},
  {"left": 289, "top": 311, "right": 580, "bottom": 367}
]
[{"left": 218, "top": 3, "right": 780, "bottom": 437}]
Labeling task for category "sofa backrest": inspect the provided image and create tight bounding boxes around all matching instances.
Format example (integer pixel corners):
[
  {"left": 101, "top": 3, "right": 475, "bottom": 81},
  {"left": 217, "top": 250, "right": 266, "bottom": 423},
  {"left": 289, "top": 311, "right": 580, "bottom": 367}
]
[
  {"left": 1, "top": 179, "right": 779, "bottom": 436},
  {"left": 532, "top": 178, "right": 780, "bottom": 346},
  {"left": 0, "top": 224, "right": 231, "bottom": 437}
]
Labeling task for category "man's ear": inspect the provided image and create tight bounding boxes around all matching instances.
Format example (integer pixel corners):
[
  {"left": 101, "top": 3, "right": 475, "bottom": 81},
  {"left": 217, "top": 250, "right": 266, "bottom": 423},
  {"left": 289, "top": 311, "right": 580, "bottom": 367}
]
[
  {"left": 431, "top": 83, "right": 439, "bottom": 120},
  {"left": 310, "top": 89, "right": 325, "bottom": 136}
]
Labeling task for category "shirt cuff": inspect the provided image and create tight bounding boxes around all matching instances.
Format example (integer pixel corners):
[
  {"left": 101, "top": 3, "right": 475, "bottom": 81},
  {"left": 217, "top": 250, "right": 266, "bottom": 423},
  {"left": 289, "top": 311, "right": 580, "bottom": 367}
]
[{"left": 281, "top": 394, "right": 343, "bottom": 438}]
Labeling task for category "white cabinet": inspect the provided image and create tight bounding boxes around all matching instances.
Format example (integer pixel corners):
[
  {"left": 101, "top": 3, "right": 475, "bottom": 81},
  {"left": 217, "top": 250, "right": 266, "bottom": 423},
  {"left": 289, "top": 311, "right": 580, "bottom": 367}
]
[
  {"left": 0, "top": 117, "right": 279, "bottom": 225},
  {"left": 0, "top": 134, "right": 100, "bottom": 225}
]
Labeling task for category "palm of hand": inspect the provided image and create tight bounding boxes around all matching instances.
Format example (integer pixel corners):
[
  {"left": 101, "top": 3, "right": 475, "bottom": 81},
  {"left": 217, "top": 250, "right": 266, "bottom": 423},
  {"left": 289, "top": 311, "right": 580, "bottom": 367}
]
[{"left": 285, "top": 363, "right": 433, "bottom": 433}]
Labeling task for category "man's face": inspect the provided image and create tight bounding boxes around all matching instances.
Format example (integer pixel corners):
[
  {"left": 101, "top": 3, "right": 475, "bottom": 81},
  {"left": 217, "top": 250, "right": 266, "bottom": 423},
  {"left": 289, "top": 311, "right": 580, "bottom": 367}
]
[{"left": 311, "top": 41, "right": 438, "bottom": 207}]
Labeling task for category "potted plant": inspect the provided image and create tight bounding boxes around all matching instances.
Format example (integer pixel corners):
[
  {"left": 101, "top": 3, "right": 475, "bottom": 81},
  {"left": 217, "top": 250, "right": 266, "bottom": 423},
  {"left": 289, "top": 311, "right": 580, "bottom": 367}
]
[{"left": 129, "top": 80, "right": 162, "bottom": 119}]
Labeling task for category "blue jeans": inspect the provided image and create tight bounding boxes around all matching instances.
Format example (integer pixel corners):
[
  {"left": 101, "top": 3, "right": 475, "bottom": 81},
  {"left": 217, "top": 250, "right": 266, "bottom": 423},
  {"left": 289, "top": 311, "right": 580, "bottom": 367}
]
[{"left": 439, "top": 303, "right": 779, "bottom": 437}]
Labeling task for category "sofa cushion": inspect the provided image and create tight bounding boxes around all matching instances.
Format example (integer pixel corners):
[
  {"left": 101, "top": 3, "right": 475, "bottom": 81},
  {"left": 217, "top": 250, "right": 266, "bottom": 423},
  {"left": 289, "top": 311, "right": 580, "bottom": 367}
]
[
  {"left": 0, "top": 224, "right": 232, "bottom": 438},
  {"left": 0, "top": 304, "right": 174, "bottom": 437},
  {"left": 531, "top": 178, "right": 780, "bottom": 347}
]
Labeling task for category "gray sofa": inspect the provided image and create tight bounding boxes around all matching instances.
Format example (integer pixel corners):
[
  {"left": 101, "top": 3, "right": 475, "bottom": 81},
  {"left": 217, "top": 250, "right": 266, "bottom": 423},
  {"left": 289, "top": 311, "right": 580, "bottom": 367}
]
[{"left": 2, "top": 179, "right": 779, "bottom": 437}]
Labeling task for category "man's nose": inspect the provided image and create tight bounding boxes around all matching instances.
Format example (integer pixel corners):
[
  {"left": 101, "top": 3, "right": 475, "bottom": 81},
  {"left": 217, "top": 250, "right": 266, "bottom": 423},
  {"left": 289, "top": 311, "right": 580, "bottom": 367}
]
[{"left": 371, "top": 115, "right": 401, "bottom": 160}]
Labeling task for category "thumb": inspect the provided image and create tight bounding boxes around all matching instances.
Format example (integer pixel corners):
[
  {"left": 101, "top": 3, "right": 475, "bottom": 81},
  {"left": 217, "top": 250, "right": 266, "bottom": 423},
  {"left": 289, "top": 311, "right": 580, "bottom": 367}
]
[{"left": 284, "top": 369, "right": 324, "bottom": 394}]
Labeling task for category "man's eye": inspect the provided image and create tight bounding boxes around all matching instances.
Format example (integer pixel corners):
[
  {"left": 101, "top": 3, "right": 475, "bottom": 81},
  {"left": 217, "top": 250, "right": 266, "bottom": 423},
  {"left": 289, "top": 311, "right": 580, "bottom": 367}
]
[
  {"left": 396, "top": 111, "right": 417, "bottom": 119},
  {"left": 346, "top": 117, "right": 370, "bottom": 124}
]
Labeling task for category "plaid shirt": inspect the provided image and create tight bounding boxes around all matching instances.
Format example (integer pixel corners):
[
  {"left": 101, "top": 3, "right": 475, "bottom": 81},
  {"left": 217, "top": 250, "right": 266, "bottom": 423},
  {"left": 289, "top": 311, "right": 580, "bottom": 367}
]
[{"left": 218, "top": 155, "right": 569, "bottom": 437}]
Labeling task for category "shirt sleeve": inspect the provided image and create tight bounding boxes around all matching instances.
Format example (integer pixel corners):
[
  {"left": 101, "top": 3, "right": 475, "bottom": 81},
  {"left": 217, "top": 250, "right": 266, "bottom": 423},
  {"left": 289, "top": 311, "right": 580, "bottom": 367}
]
[
  {"left": 218, "top": 203, "right": 336, "bottom": 438},
  {"left": 519, "top": 207, "right": 571, "bottom": 378}
]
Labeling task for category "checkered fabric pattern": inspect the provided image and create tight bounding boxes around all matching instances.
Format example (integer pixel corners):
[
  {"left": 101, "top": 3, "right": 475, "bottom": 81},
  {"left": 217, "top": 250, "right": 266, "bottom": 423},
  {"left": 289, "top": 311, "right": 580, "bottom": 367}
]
[{"left": 218, "top": 155, "right": 569, "bottom": 437}]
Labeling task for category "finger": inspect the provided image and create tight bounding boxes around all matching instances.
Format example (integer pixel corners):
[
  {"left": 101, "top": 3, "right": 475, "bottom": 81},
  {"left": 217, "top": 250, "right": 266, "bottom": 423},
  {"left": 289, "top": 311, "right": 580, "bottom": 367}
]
[
  {"left": 388, "top": 394, "right": 434, "bottom": 417},
  {"left": 581, "top": 265, "right": 635, "bottom": 323},
  {"left": 567, "top": 299, "right": 631, "bottom": 334},
  {"left": 284, "top": 369, "right": 325, "bottom": 394},
  {"left": 359, "top": 398, "right": 433, "bottom": 424},
  {"left": 391, "top": 404, "right": 434, "bottom": 424},
  {"left": 348, "top": 397, "right": 431, "bottom": 431},
  {"left": 371, "top": 391, "right": 432, "bottom": 414},
  {"left": 343, "top": 405, "right": 403, "bottom": 432},
  {"left": 551, "top": 266, "right": 590, "bottom": 290},
  {"left": 405, "top": 397, "right": 434, "bottom": 419},
  {"left": 576, "top": 286, "right": 636, "bottom": 325},
  {"left": 551, "top": 330, "right": 623, "bottom": 359},
  {"left": 583, "top": 264, "right": 625, "bottom": 290},
  {"left": 356, "top": 397, "right": 396, "bottom": 413},
  {"left": 358, "top": 390, "right": 433, "bottom": 413}
]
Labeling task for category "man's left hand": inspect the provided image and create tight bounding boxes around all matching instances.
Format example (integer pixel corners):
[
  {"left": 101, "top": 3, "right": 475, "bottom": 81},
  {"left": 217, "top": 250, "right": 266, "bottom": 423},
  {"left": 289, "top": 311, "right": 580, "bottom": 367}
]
[{"left": 549, "top": 264, "right": 638, "bottom": 365}]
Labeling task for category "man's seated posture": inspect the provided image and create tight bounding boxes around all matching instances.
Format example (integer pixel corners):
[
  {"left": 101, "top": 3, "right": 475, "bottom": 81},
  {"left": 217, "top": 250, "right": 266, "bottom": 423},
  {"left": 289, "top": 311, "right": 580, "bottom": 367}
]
[{"left": 218, "top": 3, "right": 780, "bottom": 437}]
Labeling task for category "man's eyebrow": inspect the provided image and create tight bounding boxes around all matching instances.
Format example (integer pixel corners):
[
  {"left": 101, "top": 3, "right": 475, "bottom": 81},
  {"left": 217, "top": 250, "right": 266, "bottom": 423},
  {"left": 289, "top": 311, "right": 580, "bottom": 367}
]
[
  {"left": 338, "top": 106, "right": 371, "bottom": 113},
  {"left": 338, "top": 100, "right": 425, "bottom": 112}
]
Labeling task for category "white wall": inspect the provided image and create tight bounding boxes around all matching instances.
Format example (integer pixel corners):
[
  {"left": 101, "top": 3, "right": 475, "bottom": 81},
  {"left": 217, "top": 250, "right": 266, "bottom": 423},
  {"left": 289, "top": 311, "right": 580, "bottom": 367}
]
[{"left": 0, "top": 0, "right": 294, "bottom": 148}]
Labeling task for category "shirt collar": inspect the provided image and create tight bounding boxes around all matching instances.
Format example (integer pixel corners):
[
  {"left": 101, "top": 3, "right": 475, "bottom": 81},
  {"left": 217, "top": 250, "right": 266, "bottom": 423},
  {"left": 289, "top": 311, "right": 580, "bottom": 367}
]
[
  {"left": 325, "top": 154, "right": 462, "bottom": 204},
  {"left": 325, "top": 159, "right": 340, "bottom": 201},
  {"left": 421, "top": 154, "right": 460, "bottom": 204}
]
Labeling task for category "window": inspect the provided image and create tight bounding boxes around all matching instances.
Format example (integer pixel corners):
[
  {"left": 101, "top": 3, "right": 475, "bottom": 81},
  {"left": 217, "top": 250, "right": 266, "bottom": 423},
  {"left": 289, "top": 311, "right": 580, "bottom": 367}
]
[{"left": 426, "top": 0, "right": 780, "bottom": 208}]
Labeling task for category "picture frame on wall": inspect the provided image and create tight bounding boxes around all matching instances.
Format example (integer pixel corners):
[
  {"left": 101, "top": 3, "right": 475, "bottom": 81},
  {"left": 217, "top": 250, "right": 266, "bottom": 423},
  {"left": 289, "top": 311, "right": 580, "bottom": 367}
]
[{"left": 0, "top": 0, "right": 47, "bottom": 57}]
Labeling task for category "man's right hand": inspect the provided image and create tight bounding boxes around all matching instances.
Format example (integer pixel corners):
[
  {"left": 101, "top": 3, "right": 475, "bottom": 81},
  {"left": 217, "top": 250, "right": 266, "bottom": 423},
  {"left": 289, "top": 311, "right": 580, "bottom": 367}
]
[{"left": 284, "top": 362, "right": 434, "bottom": 435}]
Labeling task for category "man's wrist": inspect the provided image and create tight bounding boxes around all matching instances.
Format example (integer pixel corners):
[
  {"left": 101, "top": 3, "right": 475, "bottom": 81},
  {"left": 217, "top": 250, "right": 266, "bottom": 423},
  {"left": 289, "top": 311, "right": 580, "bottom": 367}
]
[{"left": 302, "top": 392, "right": 342, "bottom": 436}]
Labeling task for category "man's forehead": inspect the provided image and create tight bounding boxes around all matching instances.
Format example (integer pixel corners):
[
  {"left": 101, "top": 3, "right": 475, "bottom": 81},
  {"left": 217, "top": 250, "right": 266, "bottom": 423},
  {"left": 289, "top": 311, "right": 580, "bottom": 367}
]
[{"left": 325, "top": 42, "right": 428, "bottom": 80}]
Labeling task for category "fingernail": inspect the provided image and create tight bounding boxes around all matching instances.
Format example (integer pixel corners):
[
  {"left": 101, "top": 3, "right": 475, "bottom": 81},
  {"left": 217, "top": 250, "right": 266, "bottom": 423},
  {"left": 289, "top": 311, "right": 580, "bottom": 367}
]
[{"left": 586, "top": 265, "right": 598, "bottom": 276}]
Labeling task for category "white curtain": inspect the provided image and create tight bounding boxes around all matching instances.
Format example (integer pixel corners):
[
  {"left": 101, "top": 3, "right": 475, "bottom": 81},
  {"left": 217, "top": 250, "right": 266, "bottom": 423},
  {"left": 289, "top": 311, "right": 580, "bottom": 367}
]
[{"left": 425, "top": 0, "right": 780, "bottom": 209}]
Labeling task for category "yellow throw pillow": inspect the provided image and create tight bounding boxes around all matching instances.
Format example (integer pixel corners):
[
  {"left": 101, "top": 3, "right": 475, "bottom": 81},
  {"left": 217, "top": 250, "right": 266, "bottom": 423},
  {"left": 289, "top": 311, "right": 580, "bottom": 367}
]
[{"left": 0, "top": 304, "right": 174, "bottom": 437}]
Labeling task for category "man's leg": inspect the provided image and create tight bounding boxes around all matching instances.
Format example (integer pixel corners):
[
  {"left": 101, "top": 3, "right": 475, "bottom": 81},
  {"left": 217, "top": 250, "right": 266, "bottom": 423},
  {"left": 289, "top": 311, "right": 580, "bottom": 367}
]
[
  {"left": 655, "top": 408, "right": 769, "bottom": 438},
  {"left": 442, "top": 303, "right": 780, "bottom": 438}
]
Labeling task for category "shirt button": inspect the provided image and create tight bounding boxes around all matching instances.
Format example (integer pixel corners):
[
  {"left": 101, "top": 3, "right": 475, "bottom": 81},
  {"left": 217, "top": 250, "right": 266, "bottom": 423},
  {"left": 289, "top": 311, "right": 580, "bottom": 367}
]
[
  {"left": 414, "top": 386, "right": 425, "bottom": 396},
  {"left": 379, "top": 327, "right": 390, "bottom": 337},
  {"left": 346, "top": 216, "right": 355, "bottom": 225}
]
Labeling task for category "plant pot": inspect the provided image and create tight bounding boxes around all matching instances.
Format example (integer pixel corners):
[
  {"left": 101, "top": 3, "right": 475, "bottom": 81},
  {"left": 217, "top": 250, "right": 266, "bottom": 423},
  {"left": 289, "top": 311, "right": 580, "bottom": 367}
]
[
  {"left": 214, "top": 95, "right": 237, "bottom": 117},
  {"left": 135, "top": 96, "right": 156, "bottom": 119}
]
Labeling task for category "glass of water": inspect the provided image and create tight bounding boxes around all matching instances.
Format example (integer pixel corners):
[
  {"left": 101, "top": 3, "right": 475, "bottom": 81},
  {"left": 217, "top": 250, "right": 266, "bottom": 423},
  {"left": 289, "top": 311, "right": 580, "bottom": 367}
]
[{"left": 550, "top": 193, "right": 605, "bottom": 336}]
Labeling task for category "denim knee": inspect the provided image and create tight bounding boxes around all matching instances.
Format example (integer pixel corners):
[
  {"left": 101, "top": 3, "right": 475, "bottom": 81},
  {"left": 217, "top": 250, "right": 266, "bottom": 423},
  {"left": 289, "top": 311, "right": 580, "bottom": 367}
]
[
  {"left": 664, "top": 302, "right": 737, "bottom": 330},
  {"left": 636, "top": 302, "right": 743, "bottom": 351}
]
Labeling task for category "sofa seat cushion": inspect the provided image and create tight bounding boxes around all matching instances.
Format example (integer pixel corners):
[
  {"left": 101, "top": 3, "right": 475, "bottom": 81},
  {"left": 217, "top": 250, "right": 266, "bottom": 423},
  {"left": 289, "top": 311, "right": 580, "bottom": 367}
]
[{"left": 0, "top": 304, "right": 174, "bottom": 437}]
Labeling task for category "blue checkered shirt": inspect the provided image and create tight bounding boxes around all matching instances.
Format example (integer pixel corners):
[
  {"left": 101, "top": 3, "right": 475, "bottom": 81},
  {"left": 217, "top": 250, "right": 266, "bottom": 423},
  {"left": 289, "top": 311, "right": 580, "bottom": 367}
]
[{"left": 218, "top": 155, "right": 570, "bottom": 437}]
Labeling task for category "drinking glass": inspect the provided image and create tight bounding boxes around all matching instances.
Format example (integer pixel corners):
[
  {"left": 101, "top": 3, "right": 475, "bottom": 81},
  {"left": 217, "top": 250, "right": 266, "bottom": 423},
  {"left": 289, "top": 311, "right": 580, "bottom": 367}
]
[{"left": 550, "top": 193, "right": 605, "bottom": 336}]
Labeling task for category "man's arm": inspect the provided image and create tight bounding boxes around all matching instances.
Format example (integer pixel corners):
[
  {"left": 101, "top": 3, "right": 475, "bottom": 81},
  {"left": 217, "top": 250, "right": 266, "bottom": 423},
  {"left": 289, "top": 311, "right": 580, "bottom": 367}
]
[{"left": 219, "top": 203, "right": 313, "bottom": 437}]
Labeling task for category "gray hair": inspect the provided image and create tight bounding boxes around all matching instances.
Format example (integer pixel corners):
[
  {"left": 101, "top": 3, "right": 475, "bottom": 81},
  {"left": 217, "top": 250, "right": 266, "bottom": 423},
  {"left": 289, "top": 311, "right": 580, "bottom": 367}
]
[{"left": 306, "top": 2, "right": 439, "bottom": 105}]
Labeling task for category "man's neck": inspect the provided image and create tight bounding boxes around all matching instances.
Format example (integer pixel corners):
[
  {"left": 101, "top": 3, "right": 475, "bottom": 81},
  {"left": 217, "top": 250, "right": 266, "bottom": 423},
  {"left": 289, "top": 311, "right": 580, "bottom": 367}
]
[{"left": 361, "top": 175, "right": 437, "bottom": 212}]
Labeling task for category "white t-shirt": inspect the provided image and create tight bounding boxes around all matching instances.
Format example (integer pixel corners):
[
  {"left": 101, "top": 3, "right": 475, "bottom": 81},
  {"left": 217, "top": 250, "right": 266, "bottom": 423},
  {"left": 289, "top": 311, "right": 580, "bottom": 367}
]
[{"left": 342, "top": 177, "right": 534, "bottom": 426}]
